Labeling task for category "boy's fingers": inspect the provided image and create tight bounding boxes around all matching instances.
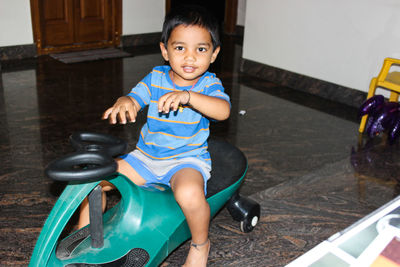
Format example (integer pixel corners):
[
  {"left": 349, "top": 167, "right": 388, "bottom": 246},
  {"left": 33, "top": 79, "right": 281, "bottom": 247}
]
[
  {"left": 164, "top": 100, "right": 172, "bottom": 113},
  {"left": 104, "top": 96, "right": 139, "bottom": 124},
  {"left": 117, "top": 106, "right": 127, "bottom": 124},
  {"left": 158, "top": 92, "right": 185, "bottom": 113},
  {"left": 102, "top": 108, "right": 113, "bottom": 119},
  {"left": 174, "top": 94, "right": 184, "bottom": 111},
  {"left": 158, "top": 97, "right": 166, "bottom": 112},
  {"left": 158, "top": 92, "right": 174, "bottom": 113},
  {"left": 127, "top": 107, "right": 137, "bottom": 122},
  {"left": 172, "top": 100, "right": 179, "bottom": 111},
  {"left": 109, "top": 107, "right": 121, "bottom": 124},
  {"left": 164, "top": 95, "right": 176, "bottom": 113}
]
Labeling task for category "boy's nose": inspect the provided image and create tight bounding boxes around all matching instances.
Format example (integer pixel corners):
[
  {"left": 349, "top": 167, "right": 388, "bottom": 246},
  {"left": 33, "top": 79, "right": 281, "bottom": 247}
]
[{"left": 184, "top": 51, "right": 195, "bottom": 62}]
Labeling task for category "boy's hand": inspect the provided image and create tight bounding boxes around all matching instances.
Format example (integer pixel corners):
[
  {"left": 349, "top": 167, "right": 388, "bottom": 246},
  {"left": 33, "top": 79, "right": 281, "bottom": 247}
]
[
  {"left": 103, "top": 96, "right": 139, "bottom": 124},
  {"left": 158, "top": 91, "right": 190, "bottom": 113}
]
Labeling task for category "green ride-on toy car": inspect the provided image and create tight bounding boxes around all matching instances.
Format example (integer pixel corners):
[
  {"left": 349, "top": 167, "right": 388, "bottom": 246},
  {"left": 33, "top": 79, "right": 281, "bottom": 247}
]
[{"left": 29, "top": 132, "right": 260, "bottom": 266}]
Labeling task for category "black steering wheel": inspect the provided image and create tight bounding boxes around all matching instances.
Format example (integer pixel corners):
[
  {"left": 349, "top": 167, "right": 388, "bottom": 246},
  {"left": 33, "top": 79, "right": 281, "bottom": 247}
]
[
  {"left": 70, "top": 132, "right": 127, "bottom": 157},
  {"left": 45, "top": 132, "right": 127, "bottom": 182}
]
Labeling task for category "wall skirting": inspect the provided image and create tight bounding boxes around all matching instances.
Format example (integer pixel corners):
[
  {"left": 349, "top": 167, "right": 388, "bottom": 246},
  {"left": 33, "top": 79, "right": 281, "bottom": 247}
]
[
  {"left": 0, "top": 32, "right": 162, "bottom": 62},
  {"left": 0, "top": 44, "right": 36, "bottom": 61},
  {"left": 240, "top": 58, "right": 366, "bottom": 108},
  {"left": 121, "top": 32, "right": 161, "bottom": 47}
]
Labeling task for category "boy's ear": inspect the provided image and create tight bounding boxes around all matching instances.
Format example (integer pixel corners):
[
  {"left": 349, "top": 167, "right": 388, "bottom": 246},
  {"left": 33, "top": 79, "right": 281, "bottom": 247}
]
[
  {"left": 210, "top": 46, "right": 220, "bottom": 64},
  {"left": 160, "top": 42, "right": 169, "bottom": 61}
]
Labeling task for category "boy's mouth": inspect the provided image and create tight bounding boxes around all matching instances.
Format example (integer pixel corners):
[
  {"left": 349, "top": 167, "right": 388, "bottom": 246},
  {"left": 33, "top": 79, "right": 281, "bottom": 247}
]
[{"left": 183, "top": 66, "right": 196, "bottom": 73}]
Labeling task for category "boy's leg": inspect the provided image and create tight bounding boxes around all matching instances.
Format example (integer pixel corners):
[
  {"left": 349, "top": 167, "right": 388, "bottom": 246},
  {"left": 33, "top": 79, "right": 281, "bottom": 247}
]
[
  {"left": 77, "top": 180, "right": 114, "bottom": 229},
  {"left": 170, "top": 168, "right": 210, "bottom": 267},
  {"left": 77, "top": 158, "right": 147, "bottom": 229}
]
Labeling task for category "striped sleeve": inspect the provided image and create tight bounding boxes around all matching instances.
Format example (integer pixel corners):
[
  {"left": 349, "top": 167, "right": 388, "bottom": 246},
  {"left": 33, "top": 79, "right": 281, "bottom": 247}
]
[
  {"left": 204, "top": 77, "right": 231, "bottom": 105},
  {"left": 127, "top": 72, "right": 152, "bottom": 109}
]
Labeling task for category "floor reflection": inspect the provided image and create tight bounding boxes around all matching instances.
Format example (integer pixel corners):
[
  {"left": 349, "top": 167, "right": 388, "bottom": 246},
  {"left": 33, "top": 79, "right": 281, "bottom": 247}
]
[{"left": 0, "top": 38, "right": 399, "bottom": 266}]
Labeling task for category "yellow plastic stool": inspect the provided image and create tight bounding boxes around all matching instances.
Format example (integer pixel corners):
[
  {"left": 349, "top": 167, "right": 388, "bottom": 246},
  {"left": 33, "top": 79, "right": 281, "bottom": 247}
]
[{"left": 359, "top": 57, "right": 400, "bottom": 133}]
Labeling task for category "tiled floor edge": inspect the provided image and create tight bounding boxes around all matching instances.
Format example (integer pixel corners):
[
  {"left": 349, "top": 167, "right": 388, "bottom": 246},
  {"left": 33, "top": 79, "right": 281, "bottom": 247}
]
[
  {"left": 240, "top": 58, "right": 367, "bottom": 108},
  {"left": 121, "top": 32, "right": 161, "bottom": 48},
  {"left": 0, "top": 44, "right": 37, "bottom": 61},
  {"left": 0, "top": 33, "right": 162, "bottom": 62}
]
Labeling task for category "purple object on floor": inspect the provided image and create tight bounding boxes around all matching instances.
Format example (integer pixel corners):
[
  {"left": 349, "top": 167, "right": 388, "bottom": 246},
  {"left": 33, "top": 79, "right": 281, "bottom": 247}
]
[
  {"left": 389, "top": 116, "right": 400, "bottom": 144},
  {"left": 359, "top": 95, "right": 385, "bottom": 117},
  {"left": 368, "top": 102, "right": 400, "bottom": 138}
]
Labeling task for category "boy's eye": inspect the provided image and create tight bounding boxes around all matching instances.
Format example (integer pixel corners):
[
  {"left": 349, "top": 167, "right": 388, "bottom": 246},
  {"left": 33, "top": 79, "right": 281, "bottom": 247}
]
[
  {"left": 174, "top": 46, "right": 184, "bottom": 51},
  {"left": 198, "top": 47, "right": 207, "bottom": 52}
]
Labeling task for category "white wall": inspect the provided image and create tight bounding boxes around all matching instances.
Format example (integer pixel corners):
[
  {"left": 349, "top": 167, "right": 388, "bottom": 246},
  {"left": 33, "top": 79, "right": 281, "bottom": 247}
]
[
  {"left": 243, "top": 0, "right": 400, "bottom": 93},
  {"left": 123, "top": 0, "right": 164, "bottom": 35},
  {"left": 237, "top": 0, "right": 247, "bottom": 26},
  {"left": 0, "top": 0, "right": 164, "bottom": 47},
  {"left": 0, "top": 0, "right": 33, "bottom": 46}
]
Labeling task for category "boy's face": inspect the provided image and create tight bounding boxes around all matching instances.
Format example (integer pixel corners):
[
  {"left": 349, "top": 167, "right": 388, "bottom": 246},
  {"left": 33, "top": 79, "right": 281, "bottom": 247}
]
[{"left": 160, "top": 25, "right": 220, "bottom": 87}]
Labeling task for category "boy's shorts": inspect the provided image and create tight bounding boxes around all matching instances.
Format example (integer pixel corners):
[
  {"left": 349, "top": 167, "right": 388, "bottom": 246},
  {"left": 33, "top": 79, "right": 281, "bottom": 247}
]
[{"left": 120, "top": 150, "right": 211, "bottom": 195}]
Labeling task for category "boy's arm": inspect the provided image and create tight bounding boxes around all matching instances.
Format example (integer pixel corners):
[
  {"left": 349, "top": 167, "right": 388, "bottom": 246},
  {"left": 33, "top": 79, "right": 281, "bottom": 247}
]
[
  {"left": 158, "top": 91, "right": 230, "bottom": 121},
  {"left": 187, "top": 92, "right": 230, "bottom": 121},
  {"left": 103, "top": 96, "right": 141, "bottom": 124},
  {"left": 104, "top": 70, "right": 152, "bottom": 124}
]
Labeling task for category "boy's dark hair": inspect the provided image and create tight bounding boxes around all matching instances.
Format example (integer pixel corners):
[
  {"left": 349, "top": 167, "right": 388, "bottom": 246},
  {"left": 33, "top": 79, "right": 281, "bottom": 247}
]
[{"left": 161, "top": 5, "right": 221, "bottom": 51}]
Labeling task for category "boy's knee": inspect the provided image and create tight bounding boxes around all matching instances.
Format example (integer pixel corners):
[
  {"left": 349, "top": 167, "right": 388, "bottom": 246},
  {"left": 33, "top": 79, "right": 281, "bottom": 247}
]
[
  {"left": 174, "top": 182, "right": 205, "bottom": 209},
  {"left": 99, "top": 180, "right": 115, "bottom": 191}
]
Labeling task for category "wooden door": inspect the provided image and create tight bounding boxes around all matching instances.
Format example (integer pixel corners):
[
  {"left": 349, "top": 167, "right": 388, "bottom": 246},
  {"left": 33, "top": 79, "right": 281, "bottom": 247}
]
[{"left": 30, "top": 0, "right": 122, "bottom": 55}]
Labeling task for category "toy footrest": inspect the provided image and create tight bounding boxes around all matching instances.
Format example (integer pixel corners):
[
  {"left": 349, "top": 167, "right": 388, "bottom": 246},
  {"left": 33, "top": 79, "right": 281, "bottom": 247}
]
[
  {"left": 65, "top": 248, "right": 150, "bottom": 267},
  {"left": 56, "top": 227, "right": 90, "bottom": 259}
]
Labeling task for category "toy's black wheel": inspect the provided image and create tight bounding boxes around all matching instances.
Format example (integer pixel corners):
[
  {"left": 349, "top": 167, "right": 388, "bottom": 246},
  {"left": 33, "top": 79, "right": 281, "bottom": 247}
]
[
  {"left": 70, "top": 132, "right": 128, "bottom": 157},
  {"left": 227, "top": 193, "right": 260, "bottom": 233},
  {"left": 240, "top": 214, "right": 259, "bottom": 233},
  {"left": 45, "top": 152, "right": 117, "bottom": 182}
]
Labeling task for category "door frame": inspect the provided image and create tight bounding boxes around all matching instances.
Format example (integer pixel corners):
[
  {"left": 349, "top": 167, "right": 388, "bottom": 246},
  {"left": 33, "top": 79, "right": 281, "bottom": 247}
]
[
  {"left": 30, "top": 0, "right": 122, "bottom": 55},
  {"left": 165, "top": 0, "right": 238, "bottom": 35}
]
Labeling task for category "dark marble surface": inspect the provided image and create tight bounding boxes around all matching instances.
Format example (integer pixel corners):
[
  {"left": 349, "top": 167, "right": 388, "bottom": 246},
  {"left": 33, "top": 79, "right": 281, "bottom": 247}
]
[
  {"left": 0, "top": 33, "right": 161, "bottom": 62},
  {"left": 1, "top": 36, "right": 399, "bottom": 266},
  {"left": 121, "top": 32, "right": 162, "bottom": 48},
  {"left": 0, "top": 44, "right": 37, "bottom": 61},
  {"left": 241, "top": 58, "right": 367, "bottom": 108}
]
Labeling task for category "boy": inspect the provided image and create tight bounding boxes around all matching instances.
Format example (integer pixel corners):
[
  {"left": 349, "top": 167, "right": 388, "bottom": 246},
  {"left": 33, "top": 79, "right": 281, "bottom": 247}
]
[{"left": 79, "top": 5, "right": 230, "bottom": 267}]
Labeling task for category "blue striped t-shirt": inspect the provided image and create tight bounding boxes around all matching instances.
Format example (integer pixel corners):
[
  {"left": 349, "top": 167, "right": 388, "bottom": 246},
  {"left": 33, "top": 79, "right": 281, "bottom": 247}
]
[{"left": 127, "top": 65, "right": 230, "bottom": 166}]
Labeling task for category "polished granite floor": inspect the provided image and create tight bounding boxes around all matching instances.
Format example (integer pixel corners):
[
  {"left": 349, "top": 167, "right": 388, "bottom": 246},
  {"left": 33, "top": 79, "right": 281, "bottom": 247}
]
[{"left": 1, "top": 37, "right": 400, "bottom": 266}]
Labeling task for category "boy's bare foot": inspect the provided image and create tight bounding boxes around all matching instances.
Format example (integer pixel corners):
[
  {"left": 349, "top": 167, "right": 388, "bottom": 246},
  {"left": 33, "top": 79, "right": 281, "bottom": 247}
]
[{"left": 183, "top": 239, "right": 210, "bottom": 267}]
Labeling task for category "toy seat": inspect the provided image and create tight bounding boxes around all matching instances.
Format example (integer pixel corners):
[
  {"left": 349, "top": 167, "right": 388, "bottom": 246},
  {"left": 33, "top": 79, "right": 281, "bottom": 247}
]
[
  {"left": 359, "top": 57, "right": 400, "bottom": 133},
  {"left": 206, "top": 138, "right": 247, "bottom": 198}
]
